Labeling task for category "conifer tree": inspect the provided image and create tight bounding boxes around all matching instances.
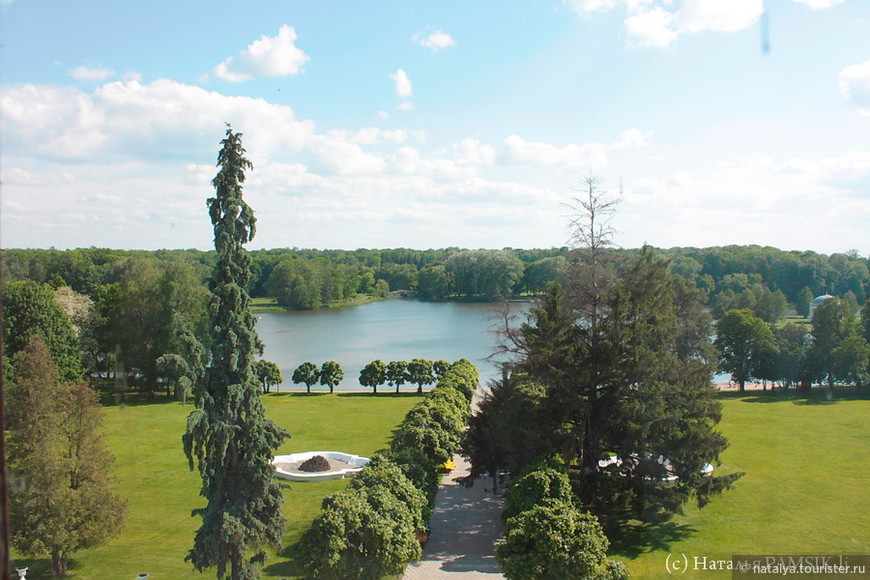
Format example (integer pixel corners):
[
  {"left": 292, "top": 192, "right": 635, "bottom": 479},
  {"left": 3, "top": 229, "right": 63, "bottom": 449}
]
[{"left": 183, "top": 126, "right": 289, "bottom": 579}]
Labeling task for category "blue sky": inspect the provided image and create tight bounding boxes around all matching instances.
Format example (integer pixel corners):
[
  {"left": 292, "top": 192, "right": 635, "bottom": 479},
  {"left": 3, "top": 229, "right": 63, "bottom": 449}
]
[{"left": 1, "top": 0, "right": 868, "bottom": 254}]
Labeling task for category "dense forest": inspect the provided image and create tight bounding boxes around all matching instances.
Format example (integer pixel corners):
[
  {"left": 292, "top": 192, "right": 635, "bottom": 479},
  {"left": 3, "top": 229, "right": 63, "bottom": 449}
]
[
  {"left": 3, "top": 244, "right": 868, "bottom": 308},
  {"left": 2, "top": 244, "right": 867, "bottom": 394}
]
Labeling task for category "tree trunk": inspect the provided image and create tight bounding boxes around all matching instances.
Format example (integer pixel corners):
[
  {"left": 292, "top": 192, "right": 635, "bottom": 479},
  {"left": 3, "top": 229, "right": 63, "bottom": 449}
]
[
  {"left": 417, "top": 384, "right": 422, "bottom": 394},
  {"left": 739, "top": 378, "right": 745, "bottom": 393},
  {"left": 52, "top": 550, "right": 67, "bottom": 578}
]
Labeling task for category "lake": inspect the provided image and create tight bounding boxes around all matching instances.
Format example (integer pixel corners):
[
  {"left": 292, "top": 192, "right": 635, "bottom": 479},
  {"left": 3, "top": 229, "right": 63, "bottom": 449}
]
[{"left": 256, "top": 298, "right": 533, "bottom": 392}]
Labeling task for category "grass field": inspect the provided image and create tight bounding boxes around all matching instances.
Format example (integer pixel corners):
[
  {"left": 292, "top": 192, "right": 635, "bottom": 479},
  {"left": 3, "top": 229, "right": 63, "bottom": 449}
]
[
  {"left": 11, "top": 391, "right": 422, "bottom": 579},
  {"left": 620, "top": 388, "right": 869, "bottom": 579},
  {"left": 12, "top": 387, "right": 868, "bottom": 579}
]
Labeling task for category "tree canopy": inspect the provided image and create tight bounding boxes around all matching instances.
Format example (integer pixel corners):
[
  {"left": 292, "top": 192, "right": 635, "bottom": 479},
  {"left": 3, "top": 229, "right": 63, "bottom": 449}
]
[{"left": 7, "top": 336, "right": 127, "bottom": 578}]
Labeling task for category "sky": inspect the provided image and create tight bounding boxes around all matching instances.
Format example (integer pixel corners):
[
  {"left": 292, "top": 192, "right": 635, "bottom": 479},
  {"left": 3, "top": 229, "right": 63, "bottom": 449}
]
[{"left": 1, "top": 0, "right": 868, "bottom": 255}]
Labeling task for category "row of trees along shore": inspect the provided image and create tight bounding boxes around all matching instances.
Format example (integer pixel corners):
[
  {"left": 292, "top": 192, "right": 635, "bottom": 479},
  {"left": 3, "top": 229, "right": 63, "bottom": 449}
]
[{"left": 290, "top": 358, "right": 451, "bottom": 394}]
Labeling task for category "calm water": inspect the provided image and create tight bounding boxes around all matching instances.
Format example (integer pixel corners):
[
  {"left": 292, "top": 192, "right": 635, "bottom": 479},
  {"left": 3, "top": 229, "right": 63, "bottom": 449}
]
[{"left": 256, "top": 299, "right": 532, "bottom": 391}]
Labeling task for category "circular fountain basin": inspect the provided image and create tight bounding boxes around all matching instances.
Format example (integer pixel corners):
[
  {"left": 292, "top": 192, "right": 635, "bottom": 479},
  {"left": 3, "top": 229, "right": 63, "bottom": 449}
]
[{"left": 272, "top": 451, "right": 370, "bottom": 482}]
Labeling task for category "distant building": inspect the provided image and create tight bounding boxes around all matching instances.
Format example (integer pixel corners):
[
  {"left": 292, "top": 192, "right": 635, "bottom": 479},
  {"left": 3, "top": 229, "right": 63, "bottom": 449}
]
[{"left": 809, "top": 294, "right": 833, "bottom": 319}]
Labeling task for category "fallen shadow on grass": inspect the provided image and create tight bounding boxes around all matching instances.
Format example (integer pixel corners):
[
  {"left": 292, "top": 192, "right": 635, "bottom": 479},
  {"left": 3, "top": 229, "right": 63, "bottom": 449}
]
[
  {"left": 9, "top": 556, "right": 78, "bottom": 579},
  {"left": 603, "top": 511, "right": 697, "bottom": 560},
  {"left": 262, "top": 544, "right": 305, "bottom": 579},
  {"left": 717, "top": 387, "right": 868, "bottom": 406}
]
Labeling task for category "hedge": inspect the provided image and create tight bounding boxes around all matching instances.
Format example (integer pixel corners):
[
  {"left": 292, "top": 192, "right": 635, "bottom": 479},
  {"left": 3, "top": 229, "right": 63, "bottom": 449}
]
[{"left": 297, "top": 359, "right": 478, "bottom": 579}]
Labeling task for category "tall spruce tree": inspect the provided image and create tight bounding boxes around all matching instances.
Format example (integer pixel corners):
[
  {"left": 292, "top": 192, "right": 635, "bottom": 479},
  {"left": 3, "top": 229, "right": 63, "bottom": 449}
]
[{"left": 183, "top": 126, "right": 289, "bottom": 579}]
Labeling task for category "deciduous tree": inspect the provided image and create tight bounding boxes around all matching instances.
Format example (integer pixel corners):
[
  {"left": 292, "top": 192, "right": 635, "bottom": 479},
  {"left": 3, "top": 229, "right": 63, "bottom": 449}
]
[
  {"left": 254, "top": 359, "right": 283, "bottom": 393},
  {"left": 407, "top": 358, "right": 435, "bottom": 393},
  {"left": 182, "top": 126, "right": 289, "bottom": 579},
  {"left": 811, "top": 297, "right": 860, "bottom": 391},
  {"left": 319, "top": 361, "right": 344, "bottom": 393},
  {"left": 715, "top": 309, "right": 777, "bottom": 392},
  {"left": 2, "top": 280, "right": 83, "bottom": 381},
  {"left": 386, "top": 360, "right": 409, "bottom": 393},
  {"left": 7, "top": 336, "right": 127, "bottom": 578},
  {"left": 359, "top": 359, "right": 386, "bottom": 394},
  {"left": 292, "top": 362, "right": 320, "bottom": 393}
]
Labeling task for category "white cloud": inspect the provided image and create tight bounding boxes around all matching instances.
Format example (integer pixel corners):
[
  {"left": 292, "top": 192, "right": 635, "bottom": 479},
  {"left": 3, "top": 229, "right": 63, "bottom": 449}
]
[
  {"left": 0, "top": 79, "right": 315, "bottom": 162},
  {"left": 414, "top": 30, "right": 457, "bottom": 50},
  {"left": 610, "top": 128, "right": 652, "bottom": 148},
  {"left": 570, "top": 0, "right": 767, "bottom": 47},
  {"left": 307, "top": 132, "right": 387, "bottom": 176},
  {"left": 212, "top": 25, "right": 309, "bottom": 82},
  {"left": 562, "top": 0, "right": 618, "bottom": 17},
  {"left": 390, "top": 69, "right": 413, "bottom": 99},
  {"left": 621, "top": 151, "right": 870, "bottom": 251},
  {"left": 791, "top": 0, "right": 844, "bottom": 9},
  {"left": 674, "top": 0, "right": 763, "bottom": 34},
  {"left": 838, "top": 60, "right": 870, "bottom": 110},
  {"left": 501, "top": 135, "right": 609, "bottom": 170},
  {"left": 451, "top": 138, "right": 497, "bottom": 168},
  {"left": 625, "top": 7, "right": 676, "bottom": 48},
  {"left": 70, "top": 66, "right": 116, "bottom": 81}
]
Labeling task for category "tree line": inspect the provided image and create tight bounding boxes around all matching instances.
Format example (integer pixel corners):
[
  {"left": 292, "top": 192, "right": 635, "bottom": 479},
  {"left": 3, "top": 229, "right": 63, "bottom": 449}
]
[
  {"left": 716, "top": 297, "right": 870, "bottom": 392},
  {"left": 4, "top": 243, "right": 867, "bottom": 309}
]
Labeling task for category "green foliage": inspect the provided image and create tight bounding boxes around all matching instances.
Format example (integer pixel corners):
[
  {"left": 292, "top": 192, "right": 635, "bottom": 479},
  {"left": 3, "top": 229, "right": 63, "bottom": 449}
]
[
  {"left": 462, "top": 377, "right": 559, "bottom": 480},
  {"left": 298, "top": 358, "right": 478, "bottom": 578},
  {"left": 319, "top": 361, "right": 344, "bottom": 393},
  {"left": 407, "top": 357, "right": 435, "bottom": 393},
  {"left": 715, "top": 309, "right": 778, "bottom": 391},
  {"left": 502, "top": 460, "right": 576, "bottom": 522},
  {"left": 359, "top": 359, "right": 386, "bottom": 393},
  {"left": 254, "top": 359, "right": 284, "bottom": 393},
  {"left": 497, "top": 502, "right": 627, "bottom": 580},
  {"left": 811, "top": 297, "right": 861, "bottom": 389},
  {"left": 297, "top": 484, "right": 422, "bottom": 580},
  {"left": 468, "top": 248, "right": 734, "bottom": 520},
  {"left": 183, "top": 126, "right": 289, "bottom": 579},
  {"left": 291, "top": 361, "right": 320, "bottom": 393},
  {"left": 2, "top": 279, "right": 83, "bottom": 381},
  {"left": 106, "top": 257, "right": 208, "bottom": 395},
  {"left": 7, "top": 336, "right": 127, "bottom": 578},
  {"left": 796, "top": 286, "right": 814, "bottom": 318},
  {"left": 386, "top": 360, "right": 408, "bottom": 393},
  {"left": 417, "top": 264, "right": 451, "bottom": 299},
  {"left": 157, "top": 312, "right": 207, "bottom": 403},
  {"left": 445, "top": 249, "right": 525, "bottom": 298}
]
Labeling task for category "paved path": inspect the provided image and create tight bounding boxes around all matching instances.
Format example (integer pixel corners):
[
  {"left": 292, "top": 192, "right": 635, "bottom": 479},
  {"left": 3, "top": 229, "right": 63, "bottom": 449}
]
[{"left": 403, "top": 387, "right": 505, "bottom": 579}]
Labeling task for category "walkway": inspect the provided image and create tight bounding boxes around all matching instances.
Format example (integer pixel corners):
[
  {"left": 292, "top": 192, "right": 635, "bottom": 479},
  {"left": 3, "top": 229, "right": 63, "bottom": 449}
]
[{"left": 403, "top": 388, "right": 505, "bottom": 579}]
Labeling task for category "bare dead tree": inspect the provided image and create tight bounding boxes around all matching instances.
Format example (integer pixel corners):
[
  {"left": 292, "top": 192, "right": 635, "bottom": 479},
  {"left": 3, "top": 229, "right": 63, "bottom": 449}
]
[{"left": 565, "top": 175, "right": 620, "bottom": 332}]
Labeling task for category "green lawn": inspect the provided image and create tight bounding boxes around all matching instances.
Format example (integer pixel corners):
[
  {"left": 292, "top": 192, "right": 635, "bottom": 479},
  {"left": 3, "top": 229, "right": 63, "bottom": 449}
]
[
  {"left": 13, "top": 388, "right": 868, "bottom": 579},
  {"left": 11, "top": 391, "right": 422, "bottom": 579},
  {"left": 620, "top": 388, "right": 870, "bottom": 579}
]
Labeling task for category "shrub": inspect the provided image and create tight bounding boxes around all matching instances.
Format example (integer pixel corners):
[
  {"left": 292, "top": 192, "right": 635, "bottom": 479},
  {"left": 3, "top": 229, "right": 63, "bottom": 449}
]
[
  {"left": 496, "top": 502, "right": 628, "bottom": 580},
  {"left": 502, "top": 460, "right": 576, "bottom": 522},
  {"left": 298, "top": 486, "right": 421, "bottom": 579},
  {"left": 372, "top": 447, "right": 440, "bottom": 506}
]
